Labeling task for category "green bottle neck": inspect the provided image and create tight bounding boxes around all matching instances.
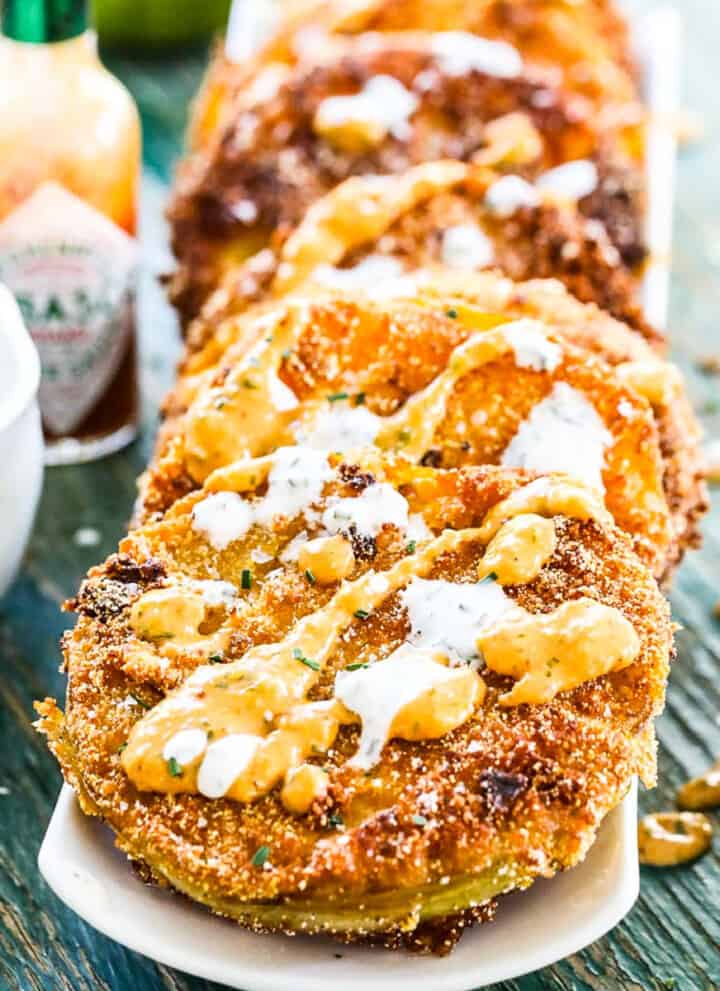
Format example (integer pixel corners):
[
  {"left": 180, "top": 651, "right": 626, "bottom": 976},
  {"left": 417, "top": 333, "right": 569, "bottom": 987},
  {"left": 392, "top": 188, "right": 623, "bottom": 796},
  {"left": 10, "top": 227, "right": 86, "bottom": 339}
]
[{"left": 2, "top": 0, "right": 88, "bottom": 43}]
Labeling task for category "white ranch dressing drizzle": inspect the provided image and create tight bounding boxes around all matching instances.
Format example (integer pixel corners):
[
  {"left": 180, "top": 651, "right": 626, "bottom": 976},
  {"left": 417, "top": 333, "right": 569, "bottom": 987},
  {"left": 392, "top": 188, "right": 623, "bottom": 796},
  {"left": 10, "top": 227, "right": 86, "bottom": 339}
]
[
  {"left": 294, "top": 402, "right": 382, "bottom": 451},
  {"left": 406, "top": 512, "right": 433, "bottom": 543},
  {"left": 400, "top": 576, "right": 514, "bottom": 665},
  {"left": 503, "top": 320, "right": 563, "bottom": 372},
  {"left": 441, "top": 223, "right": 495, "bottom": 270},
  {"left": 334, "top": 644, "right": 468, "bottom": 768},
  {"left": 192, "top": 580, "right": 238, "bottom": 606},
  {"left": 484, "top": 174, "right": 541, "bottom": 216},
  {"left": 322, "top": 481, "right": 409, "bottom": 538},
  {"left": 191, "top": 492, "right": 254, "bottom": 552},
  {"left": 314, "top": 74, "right": 419, "bottom": 141},
  {"left": 501, "top": 382, "right": 611, "bottom": 491},
  {"left": 192, "top": 447, "right": 334, "bottom": 550},
  {"left": 197, "top": 734, "right": 263, "bottom": 799},
  {"left": 535, "top": 160, "right": 599, "bottom": 201},
  {"left": 432, "top": 32, "right": 523, "bottom": 78},
  {"left": 162, "top": 728, "right": 207, "bottom": 767},
  {"left": 311, "top": 254, "right": 416, "bottom": 298},
  {"left": 268, "top": 373, "right": 299, "bottom": 412}
]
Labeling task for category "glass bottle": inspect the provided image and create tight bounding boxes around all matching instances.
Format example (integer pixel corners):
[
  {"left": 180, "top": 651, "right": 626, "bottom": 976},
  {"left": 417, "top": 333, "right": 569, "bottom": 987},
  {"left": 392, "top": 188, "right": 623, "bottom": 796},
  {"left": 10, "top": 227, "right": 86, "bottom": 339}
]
[{"left": 0, "top": 0, "right": 141, "bottom": 464}]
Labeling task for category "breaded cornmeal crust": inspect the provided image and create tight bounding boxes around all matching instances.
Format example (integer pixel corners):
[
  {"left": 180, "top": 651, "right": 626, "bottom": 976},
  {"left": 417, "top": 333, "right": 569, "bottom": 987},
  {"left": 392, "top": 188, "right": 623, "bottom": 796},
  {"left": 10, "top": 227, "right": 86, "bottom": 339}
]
[
  {"left": 190, "top": 0, "right": 640, "bottom": 152},
  {"left": 168, "top": 30, "right": 644, "bottom": 322},
  {"left": 37, "top": 459, "right": 672, "bottom": 953},
  {"left": 135, "top": 283, "right": 704, "bottom": 580},
  {"left": 191, "top": 162, "right": 655, "bottom": 341}
]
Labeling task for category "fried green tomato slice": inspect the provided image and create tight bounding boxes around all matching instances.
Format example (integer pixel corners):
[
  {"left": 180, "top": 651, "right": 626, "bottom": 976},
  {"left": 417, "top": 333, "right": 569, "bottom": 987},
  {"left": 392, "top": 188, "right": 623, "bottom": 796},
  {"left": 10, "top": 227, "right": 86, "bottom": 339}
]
[
  {"left": 189, "top": 162, "right": 655, "bottom": 342},
  {"left": 168, "top": 29, "right": 644, "bottom": 323},
  {"left": 189, "top": 0, "right": 640, "bottom": 151},
  {"left": 138, "top": 289, "right": 676, "bottom": 578},
  {"left": 37, "top": 459, "right": 672, "bottom": 952}
]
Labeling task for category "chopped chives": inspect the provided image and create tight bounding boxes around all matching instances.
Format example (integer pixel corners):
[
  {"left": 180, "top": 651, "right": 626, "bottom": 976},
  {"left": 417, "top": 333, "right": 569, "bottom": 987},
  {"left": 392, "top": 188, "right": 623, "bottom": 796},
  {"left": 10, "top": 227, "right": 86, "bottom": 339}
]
[
  {"left": 293, "top": 648, "right": 320, "bottom": 671},
  {"left": 251, "top": 845, "right": 270, "bottom": 868},
  {"left": 305, "top": 569, "right": 317, "bottom": 585},
  {"left": 411, "top": 814, "right": 428, "bottom": 827},
  {"left": 346, "top": 662, "right": 368, "bottom": 671},
  {"left": 167, "top": 756, "right": 183, "bottom": 778},
  {"left": 406, "top": 540, "right": 416, "bottom": 554},
  {"left": 446, "top": 307, "right": 458, "bottom": 319},
  {"left": 327, "top": 812, "right": 344, "bottom": 829},
  {"left": 327, "top": 392, "right": 349, "bottom": 402},
  {"left": 208, "top": 652, "right": 224, "bottom": 664},
  {"left": 353, "top": 609, "right": 370, "bottom": 620},
  {"left": 354, "top": 392, "right": 366, "bottom": 405},
  {"left": 241, "top": 569, "right": 253, "bottom": 590}
]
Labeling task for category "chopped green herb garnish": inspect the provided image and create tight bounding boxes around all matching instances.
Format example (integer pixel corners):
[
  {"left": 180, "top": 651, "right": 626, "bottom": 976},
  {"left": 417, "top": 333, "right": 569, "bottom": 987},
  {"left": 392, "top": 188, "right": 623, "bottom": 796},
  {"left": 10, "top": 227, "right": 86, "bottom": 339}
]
[
  {"left": 208, "top": 652, "right": 224, "bottom": 664},
  {"left": 117, "top": 742, "right": 128, "bottom": 755},
  {"left": 406, "top": 540, "right": 417, "bottom": 554},
  {"left": 346, "top": 662, "right": 368, "bottom": 671},
  {"left": 251, "top": 845, "right": 270, "bottom": 868},
  {"left": 293, "top": 648, "right": 320, "bottom": 671},
  {"left": 305, "top": 569, "right": 317, "bottom": 585},
  {"left": 167, "top": 756, "right": 183, "bottom": 778},
  {"left": 241, "top": 569, "right": 253, "bottom": 590},
  {"left": 354, "top": 392, "right": 366, "bottom": 406},
  {"left": 411, "top": 814, "right": 428, "bottom": 827},
  {"left": 446, "top": 307, "right": 458, "bottom": 319},
  {"left": 130, "top": 693, "right": 150, "bottom": 709},
  {"left": 214, "top": 398, "right": 227, "bottom": 410},
  {"left": 327, "top": 812, "right": 344, "bottom": 829},
  {"left": 353, "top": 609, "right": 370, "bottom": 620},
  {"left": 480, "top": 571, "right": 498, "bottom": 584},
  {"left": 242, "top": 378, "right": 258, "bottom": 389},
  {"left": 327, "top": 392, "right": 349, "bottom": 402},
  {"left": 397, "top": 429, "right": 412, "bottom": 445}
]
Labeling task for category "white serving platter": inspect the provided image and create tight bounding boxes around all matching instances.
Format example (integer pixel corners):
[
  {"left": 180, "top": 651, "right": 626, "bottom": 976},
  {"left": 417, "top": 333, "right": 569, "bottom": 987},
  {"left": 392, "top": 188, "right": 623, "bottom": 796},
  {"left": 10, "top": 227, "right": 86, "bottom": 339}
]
[
  {"left": 38, "top": 7, "right": 680, "bottom": 989},
  {"left": 40, "top": 781, "right": 637, "bottom": 991}
]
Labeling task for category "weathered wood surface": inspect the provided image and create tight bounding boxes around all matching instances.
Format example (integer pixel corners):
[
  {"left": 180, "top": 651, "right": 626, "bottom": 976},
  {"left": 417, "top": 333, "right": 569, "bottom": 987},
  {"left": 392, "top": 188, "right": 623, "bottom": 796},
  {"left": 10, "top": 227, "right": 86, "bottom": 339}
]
[{"left": 1, "top": 4, "right": 719, "bottom": 988}]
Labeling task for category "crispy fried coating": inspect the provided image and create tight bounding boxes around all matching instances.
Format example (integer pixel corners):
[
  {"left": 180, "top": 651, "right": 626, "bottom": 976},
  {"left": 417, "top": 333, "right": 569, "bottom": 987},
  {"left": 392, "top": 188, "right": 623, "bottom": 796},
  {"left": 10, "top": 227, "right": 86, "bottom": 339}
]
[
  {"left": 190, "top": 162, "right": 655, "bottom": 342},
  {"left": 36, "top": 461, "right": 672, "bottom": 949},
  {"left": 168, "top": 31, "right": 644, "bottom": 322},
  {"left": 137, "top": 287, "right": 682, "bottom": 577},
  {"left": 165, "top": 269, "right": 706, "bottom": 583},
  {"left": 190, "top": 0, "right": 639, "bottom": 151}
]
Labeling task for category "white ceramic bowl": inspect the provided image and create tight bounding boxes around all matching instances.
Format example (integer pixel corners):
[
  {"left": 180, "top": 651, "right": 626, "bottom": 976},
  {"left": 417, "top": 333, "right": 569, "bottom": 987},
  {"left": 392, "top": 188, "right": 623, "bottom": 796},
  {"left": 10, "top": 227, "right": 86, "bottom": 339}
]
[{"left": 0, "top": 283, "right": 44, "bottom": 596}]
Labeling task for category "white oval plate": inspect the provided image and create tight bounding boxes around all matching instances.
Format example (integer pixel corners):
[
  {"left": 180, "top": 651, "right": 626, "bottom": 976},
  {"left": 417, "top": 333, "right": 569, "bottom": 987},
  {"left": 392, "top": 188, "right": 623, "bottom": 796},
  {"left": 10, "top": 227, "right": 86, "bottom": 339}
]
[{"left": 39, "top": 783, "right": 637, "bottom": 991}]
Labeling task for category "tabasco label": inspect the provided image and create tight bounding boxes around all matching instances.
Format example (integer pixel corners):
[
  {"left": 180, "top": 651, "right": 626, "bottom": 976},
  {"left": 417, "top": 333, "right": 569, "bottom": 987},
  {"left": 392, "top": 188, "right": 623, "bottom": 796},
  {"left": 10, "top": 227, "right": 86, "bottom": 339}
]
[{"left": 0, "top": 181, "right": 138, "bottom": 435}]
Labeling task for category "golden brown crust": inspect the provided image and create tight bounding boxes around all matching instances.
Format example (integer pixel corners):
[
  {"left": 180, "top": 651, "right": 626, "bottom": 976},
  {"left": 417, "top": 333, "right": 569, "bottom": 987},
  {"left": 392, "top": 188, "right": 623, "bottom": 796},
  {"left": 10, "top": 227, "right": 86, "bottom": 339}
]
[
  {"left": 189, "top": 0, "right": 640, "bottom": 151},
  {"left": 187, "top": 164, "right": 657, "bottom": 345},
  {"left": 163, "top": 268, "right": 706, "bottom": 583},
  {"left": 37, "top": 461, "right": 672, "bottom": 943},
  {"left": 135, "top": 287, "right": 680, "bottom": 576},
  {"left": 169, "top": 32, "right": 644, "bottom": 323}
]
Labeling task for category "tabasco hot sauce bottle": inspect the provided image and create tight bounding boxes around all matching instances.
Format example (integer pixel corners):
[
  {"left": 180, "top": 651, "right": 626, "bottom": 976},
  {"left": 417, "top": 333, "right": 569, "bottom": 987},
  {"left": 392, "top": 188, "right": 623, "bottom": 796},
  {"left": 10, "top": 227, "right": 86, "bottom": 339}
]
[{"left": 0, "top": 0, "right": 141, "bottom": 464}]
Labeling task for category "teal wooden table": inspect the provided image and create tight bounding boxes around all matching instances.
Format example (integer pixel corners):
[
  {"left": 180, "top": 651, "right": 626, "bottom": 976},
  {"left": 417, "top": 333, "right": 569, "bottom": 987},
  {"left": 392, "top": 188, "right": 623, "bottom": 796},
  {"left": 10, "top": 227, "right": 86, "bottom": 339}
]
[{"left": 1, "top": 4, "right": 719, "bottom": 987}]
